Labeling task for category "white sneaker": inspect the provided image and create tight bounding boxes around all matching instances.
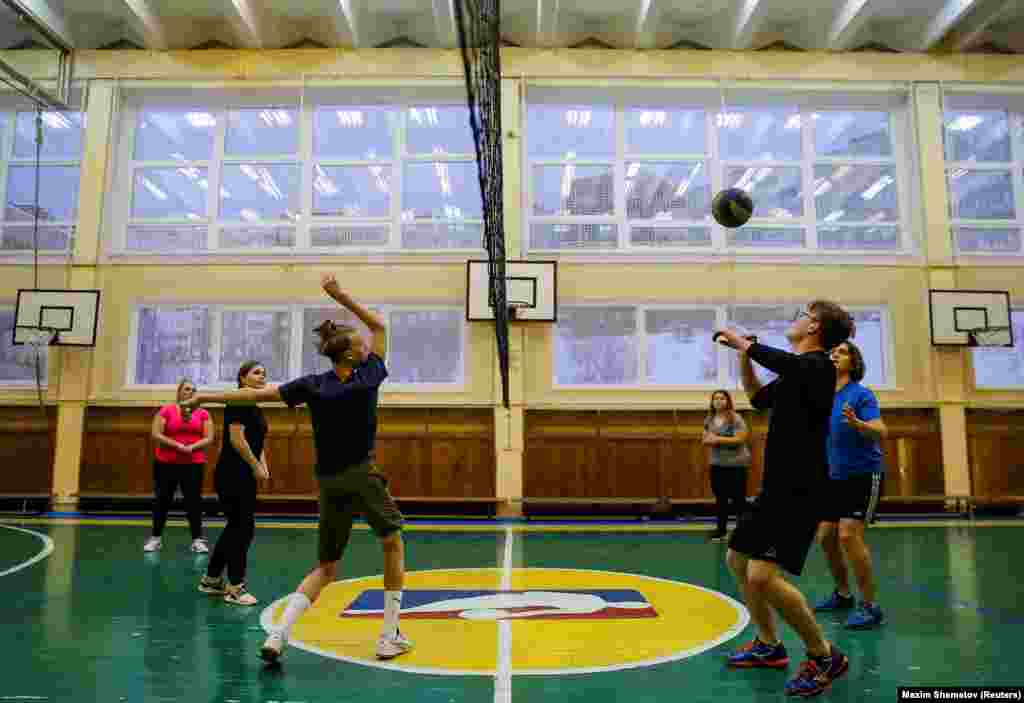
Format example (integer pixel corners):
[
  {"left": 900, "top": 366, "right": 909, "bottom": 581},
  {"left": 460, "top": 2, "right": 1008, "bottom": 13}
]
[
  {"left": 224, "top": 583, "right": 258, "bottom": 606},
  {"left": 261, "top": 631, "right": 287, "bottom": 663},
  {"left": 191, "top": 538, "right": 210, "bottom": 554},
  {"left": 143, "top": 536, "right": 162, "bottom": 552},
  {"left": 198, "top": 575, "right": 226, "bottom": 595},
  {"left": 376, "top": 630, "right": 413, "bottom": 660}
]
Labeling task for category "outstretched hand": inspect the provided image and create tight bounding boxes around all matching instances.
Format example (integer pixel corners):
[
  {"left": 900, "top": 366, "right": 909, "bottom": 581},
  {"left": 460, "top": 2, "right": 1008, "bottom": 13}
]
[
  {"left": 321, "top": 273, "right": 341, "bottom": 296},
  {"left": 181, "top": 394, "right": 202, "bottom": 409},
  {"left": 841, "top": 402, "right": 860, "bottom": 427},
  {"left": 712, "top": 328, "right": 752, "bottom": 352}
]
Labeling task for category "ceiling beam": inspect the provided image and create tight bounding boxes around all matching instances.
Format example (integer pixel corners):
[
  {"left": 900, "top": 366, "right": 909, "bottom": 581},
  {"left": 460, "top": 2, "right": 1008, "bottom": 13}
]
[
  {"left": 732, "top": 0, "right": 771, "bottom": 50},
  {"left": 119, "top": 0, "right": 168, "bottom": 50},
  {"left": 633, "top": 0, "right": 664, "bottom": 50},
  {"left": 536, "top": 0, "right": 561, "bottom": 47},
  {"left": 918, "top": 0, "right": 982, "bottom": 51},
  {"left": 226, "top": 0, "right": 278, "bottom": 49},
  {"left": 827, "top": 0, "right": 873, "bottom": 50},
  {"left": 0, "top": 0, "right": 75, "bottom": 50},
  {"left": 334, "top": 0, "right": 362, "bottom": 47},
  {"left": 939, "top": 0, "right": 1016, "bottom": 51},
  {"left": 431, "top": 0, "right": 457, "bottom": 47}
]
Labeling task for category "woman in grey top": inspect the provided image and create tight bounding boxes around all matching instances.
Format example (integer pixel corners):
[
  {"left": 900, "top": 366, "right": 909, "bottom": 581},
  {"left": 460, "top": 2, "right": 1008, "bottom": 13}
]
[{"left": 703, "top": 389, "right": 752, "bottom": 542}]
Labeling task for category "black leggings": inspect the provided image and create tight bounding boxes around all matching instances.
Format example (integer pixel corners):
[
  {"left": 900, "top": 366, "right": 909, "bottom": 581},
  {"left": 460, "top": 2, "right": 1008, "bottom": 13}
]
[
  {"left": 152, "top": 461, "right": 205, "bottom": 540},
  {"left": 710, "top": 465, "right": 748, "bottom": 533},
  {"left": 208, "top": 482, "right": 257, "bottom": 586}
]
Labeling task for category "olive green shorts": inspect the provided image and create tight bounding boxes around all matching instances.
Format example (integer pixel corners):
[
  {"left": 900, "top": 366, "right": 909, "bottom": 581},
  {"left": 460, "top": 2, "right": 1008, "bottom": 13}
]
[{"left": 316, "top": 461, "right": 404, "bottom": 563}]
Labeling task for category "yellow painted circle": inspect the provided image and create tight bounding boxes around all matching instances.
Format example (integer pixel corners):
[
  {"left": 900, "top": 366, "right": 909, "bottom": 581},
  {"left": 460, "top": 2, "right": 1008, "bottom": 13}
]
[{"left": 261, "top": 568, "right": 748, "bottom": 676}]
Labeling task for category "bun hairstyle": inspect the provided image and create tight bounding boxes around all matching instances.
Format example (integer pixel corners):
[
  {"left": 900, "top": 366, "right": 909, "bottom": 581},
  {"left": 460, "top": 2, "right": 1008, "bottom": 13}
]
[{"left": 314, "top": 320, "right": 357, "bottom": 364}]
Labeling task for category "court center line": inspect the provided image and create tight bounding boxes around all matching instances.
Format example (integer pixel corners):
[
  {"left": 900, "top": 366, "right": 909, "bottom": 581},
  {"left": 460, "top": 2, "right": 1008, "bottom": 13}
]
[
  {"left": 0, "top": 525, "right": 54, "bottom": 578},
  {"left": 495, "top": 527, "right": 514, "bottom": 703}
]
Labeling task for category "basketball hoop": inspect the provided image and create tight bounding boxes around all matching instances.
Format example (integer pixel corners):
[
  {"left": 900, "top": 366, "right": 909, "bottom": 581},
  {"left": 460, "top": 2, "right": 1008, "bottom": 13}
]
[
  {"left": 15, "top": 327, "right": 59, "bottom": 365},
  {"left": 964, "top": 326, "right": 1012, "bottom": 348}
]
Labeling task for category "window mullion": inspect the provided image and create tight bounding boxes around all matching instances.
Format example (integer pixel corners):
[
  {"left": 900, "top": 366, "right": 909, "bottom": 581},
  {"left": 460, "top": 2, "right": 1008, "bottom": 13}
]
[
  {"left": 392, "top": 105, "right": 405, "bottom": 251},
  {"left": 289, "top": 306, "right": 304, "bottom": 378},
  {"left": 299, "top": 101, "right": 314, "bottom": 250},
  {"left": 616, "top": 101, "right": 627, "bottom": 251},
  {"left": 0, "top": 112, "right": 13, "bottom": 245},
  {"left": 802, "top": 110, "right": 818, "bottom": 250},
  {"left": 208, "top": 109, "right": 227, "bottom": 251},
  {"left": 210, "top": 306, "right": 224, "bottom": 385},
  {"left": 1011, "top": 111, "right": 1024, "bottom": 254},
  {"left": 635, "top": 306, "right": 647, "bottom": 385},
  {"left": 708, "top": 106, "right": 725, "bottom": 251}
]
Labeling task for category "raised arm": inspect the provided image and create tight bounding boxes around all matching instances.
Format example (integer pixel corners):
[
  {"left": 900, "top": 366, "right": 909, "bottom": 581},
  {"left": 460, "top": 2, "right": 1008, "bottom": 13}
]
[{"left": 321, "top": 273, "right": 388, "bottom": 360}]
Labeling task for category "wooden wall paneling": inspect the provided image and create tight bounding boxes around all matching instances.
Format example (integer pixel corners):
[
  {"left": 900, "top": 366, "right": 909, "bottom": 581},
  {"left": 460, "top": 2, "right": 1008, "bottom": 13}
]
[
  {"left": 524, "top": 411, "right": 598, "bottom": 498},
  {"left": 80, "top": 407, "right": 154, "bottom": 494},
  {"left": 0, "top": 407, "right": 56, "bottom": 494},
  {"left": 876, "top": 409, "right": 944, "bottom": 498},
  {"left": 424, "top": 408, "right": 495, "bottom": 498},
  {"left": 967, "top": 410, "right": 1024, "bottom": 500}
]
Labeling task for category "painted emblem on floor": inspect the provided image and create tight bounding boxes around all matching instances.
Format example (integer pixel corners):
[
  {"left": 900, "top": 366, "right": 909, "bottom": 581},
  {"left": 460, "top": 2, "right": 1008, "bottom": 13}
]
[{"left": 261, "top": 568, "right": 748, "bottom": 675}]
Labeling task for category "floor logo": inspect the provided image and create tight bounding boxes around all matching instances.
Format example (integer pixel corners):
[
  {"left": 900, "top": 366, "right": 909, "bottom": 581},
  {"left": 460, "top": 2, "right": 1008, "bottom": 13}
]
[{"left": 261, "top": 568, "right": 748, "bottom": 675}]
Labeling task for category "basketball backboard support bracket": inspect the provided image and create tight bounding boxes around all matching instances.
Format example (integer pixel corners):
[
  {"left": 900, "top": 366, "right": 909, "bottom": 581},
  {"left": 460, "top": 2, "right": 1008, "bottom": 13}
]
[
  {"left": 467, "top": 260, "right": 557, "bottom": 322},
  {"left": 13, "top": 289, "right": 101, "bottom": 347},
  {"left": 929, "top": 289, "right": 1013, "bottom": 348}
]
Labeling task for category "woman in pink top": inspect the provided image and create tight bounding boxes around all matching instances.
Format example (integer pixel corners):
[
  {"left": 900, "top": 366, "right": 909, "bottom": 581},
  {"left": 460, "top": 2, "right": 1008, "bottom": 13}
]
[{"left": 144, "top": 378, "right": 215, "bottom": 553}]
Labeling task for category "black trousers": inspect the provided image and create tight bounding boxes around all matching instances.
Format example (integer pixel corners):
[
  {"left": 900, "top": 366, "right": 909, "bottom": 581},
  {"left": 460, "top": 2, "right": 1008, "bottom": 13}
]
[
  {"left": 710, "top": 465, "right": 748, "bottom": 533},
  {"left": 208, "top": 479, "right": 257, "bottom": 585},
  {"left": 152, "top": 461, "right": 205, "bottom": 540}
]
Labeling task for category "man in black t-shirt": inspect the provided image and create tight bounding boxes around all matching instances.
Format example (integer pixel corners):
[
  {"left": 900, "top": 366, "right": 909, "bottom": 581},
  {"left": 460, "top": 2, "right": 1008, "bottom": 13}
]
[
  {"left": 713, "top": 300, "right": 854, "bottom": 698},
  {"left": 187, "top": 274, "right": 411, "bottom": 664}
]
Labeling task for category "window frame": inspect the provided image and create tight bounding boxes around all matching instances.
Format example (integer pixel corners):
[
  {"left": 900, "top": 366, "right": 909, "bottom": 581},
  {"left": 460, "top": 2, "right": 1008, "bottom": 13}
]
[
  {"left": 971, "top": 308, "right": 1024, "bottom": 390},
  {"left": 0, "top": 305, "right": 48, "bottom": 387}
]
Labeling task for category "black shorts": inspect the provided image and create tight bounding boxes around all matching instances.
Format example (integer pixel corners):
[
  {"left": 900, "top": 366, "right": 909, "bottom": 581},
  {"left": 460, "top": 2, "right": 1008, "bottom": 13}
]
[
  {"left": 727, "top": 496, "right": 820, "bottom": 576},
  {"left": 820, "top": 472, "right": 883, "bottom": 524}
]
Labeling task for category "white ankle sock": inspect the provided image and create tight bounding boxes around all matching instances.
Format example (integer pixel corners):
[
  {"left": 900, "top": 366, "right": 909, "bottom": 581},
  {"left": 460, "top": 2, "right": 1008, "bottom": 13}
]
[
  {"left": 382, "top": 590, "right": 403, "bottom": 638},
  {"left": 279, "top": 592, "right": 312, "bottom": 637}
]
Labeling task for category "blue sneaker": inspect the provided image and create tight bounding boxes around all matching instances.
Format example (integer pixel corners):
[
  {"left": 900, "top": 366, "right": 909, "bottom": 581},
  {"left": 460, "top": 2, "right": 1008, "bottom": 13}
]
[
  {"left": 813, "top": 590, "right": 855, "bottom": 612},
  {"left": 727, "top": 638, "right": 790, "bottom": 669},
  {"left": 784, "top": 645, "right": 849, "bottom": 697},
  {"left": 845, "top": 602, "right": 884, "bottom": 629}
]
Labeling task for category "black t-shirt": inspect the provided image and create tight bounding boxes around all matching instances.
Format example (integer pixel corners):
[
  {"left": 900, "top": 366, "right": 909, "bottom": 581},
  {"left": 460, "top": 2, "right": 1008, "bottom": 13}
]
[
  {"left": 278, "top": 353, "right": 388, "bottom": 476},
  {"left": 746, "top": 344, "right": 836, "bottom": 502},
  {"left": 216, "top": 403, "right": 268, "bottom": 484}
]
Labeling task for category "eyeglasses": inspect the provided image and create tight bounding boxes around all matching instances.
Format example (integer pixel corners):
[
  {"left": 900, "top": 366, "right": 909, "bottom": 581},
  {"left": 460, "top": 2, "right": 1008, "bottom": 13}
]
[{"left": 792, "top": 310, "right": 817, "bottom": 322}]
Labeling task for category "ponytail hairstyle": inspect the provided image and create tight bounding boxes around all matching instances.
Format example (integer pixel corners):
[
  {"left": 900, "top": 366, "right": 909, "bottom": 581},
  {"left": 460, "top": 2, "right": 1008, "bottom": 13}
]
[{"left": 313, "top": 320, "right": 357, "bottom": 364}]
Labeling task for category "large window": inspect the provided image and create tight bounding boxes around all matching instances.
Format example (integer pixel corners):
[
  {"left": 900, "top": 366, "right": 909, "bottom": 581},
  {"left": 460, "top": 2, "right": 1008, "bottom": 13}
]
[
  {"left": 555, "top": 303, "right": 891, "bottom": 389},
  {"left": 111, "top": 89, "right": 483, "bottom": 254},
  {"left": 973, "top": 310, "right": 1024, "bottom": 388},
  {"left": 0, "top": 308, "right": 46, "bottom": 385},
  {"left": 0, "top": 109, "right": 83, "bottom": 252},
  {"left": 944, "top": 98, "right": 1024, "bottom": 256},
  {"left": 131, "top": 304, "right": 464, "bottom": 388},
  {"left": 525, "top": 88, "right": 913, "bottom": 255}
]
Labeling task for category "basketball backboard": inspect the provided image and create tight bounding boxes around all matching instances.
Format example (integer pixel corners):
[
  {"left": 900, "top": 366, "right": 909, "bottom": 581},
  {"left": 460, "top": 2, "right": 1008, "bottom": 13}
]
[
  {"left": 13, "top": 289, "right": 101, "bottom": 347},
  {"left": 929, "top": 289, "right": 1013, "bottom": 347},
  {"left": 466, "top": 260, "right": 557, "bottom": 322}
]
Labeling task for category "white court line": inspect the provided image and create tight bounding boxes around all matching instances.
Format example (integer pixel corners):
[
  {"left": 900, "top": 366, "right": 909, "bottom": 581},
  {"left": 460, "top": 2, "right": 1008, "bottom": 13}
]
[
  {"left": 0, "top": 524, "right": 54, "bottom": 578},
  {"left": 494, "top": 527, "right": 514, "bottom": 703}
]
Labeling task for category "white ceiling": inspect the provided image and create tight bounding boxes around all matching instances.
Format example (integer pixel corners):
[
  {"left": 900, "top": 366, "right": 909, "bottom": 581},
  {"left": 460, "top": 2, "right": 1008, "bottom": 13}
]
[{"left": 0, "top": 0, "right": 1021, "bottom": 54}]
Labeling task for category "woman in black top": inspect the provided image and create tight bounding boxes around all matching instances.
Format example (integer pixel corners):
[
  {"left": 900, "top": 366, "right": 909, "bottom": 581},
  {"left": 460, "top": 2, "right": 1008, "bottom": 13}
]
[{"left": 198, "top": 360, "right": 269, "bottom": 606}]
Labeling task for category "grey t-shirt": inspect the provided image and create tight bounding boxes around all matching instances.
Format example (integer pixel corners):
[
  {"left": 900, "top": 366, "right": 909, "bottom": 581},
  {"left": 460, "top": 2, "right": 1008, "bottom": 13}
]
[{"left": 704, "top": 413, "right": 751, "bottom": 468}]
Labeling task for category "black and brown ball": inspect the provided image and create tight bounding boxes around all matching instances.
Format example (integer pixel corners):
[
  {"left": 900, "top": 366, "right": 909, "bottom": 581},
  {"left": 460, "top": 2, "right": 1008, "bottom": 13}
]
[{"left": 711, "top": 188, "right": 754, "bottom": 228}]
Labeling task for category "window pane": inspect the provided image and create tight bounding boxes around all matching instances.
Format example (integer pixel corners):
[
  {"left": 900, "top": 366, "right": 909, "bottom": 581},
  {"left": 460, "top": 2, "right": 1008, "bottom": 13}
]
[
  {"left": 819, "top": 225, "right": 901, "bottom": 250},
  {"left": 220, "top": 164, "right": 300, "bottom": 221},
  {"left": 724, "top": 166, "right": 803, "bottom": 218},
  {"left": 645, "top": 309, "right": 717, "bottom": 385},
  {"left": 134, "top": 307, "right": 215, "bottom": 384},
  {"left": 719, "top": 107, "right": 802, "bottom": 161},
  {"left": 406, "top": 105, "right": 474, "bottom": 155},
  {"left": 1, "top": 225, "right": 72, "bottom": 251},
  {"left": 131, "top": 167, "right": 207, "bottom": 219},
  {"left": 402, "top": 161, "right": 482, "bottom": 219},
  {"left": 301, "top": 307, "right": 374, "bottom": 376},
  {"left": 954, "top": 226, "right": 1021, "bottom": 253},
  {"left": 13, "top": 111, "right": 84, "bottom": 159},
  {"left": 850, "top": 309, "right": 887, "bottom": 387},
  {"left": 0, "top": 309, "right": 44, "bottom": 383},
  {"left": 133, "top": 109, "right": 216, "bottom": 161},
  {"left": 530, "top": 223, "right": 617, "bottom": 249},
  {"left": 625, "top": 162, "right": 711, "bottom": 221},
  {"left": 5, "top": 165, "right": 80, "bottom": 221},
  {"left": 630, "top": 226, "right": 710, "bottom": 247},
  {"left": 527, "top": 105, "right": 615, "bottom": 160},
  {"left": 814, "top": 111, "right": 892, "bottom": 158},
  {"left": 225, "top": 108, "right": 299, "bottom": 156},
  {"left": 127, "top": 225, "right": 208, "bottom": 251},
  {"left": 947, "top": 170, "right": 1015, "bottom": 220},
  {"left": 388, "top": 310, "right": 461, "bottom": 383},
  {"left": 314, "top": 106, "right": 394, "bottom": 159},
  {"left": 219, "top": 226, "right": 295, "bottom": 248},
  {"left": 728, "top": 306, "right": 793, "bottom": 385},
  {"left": 973, "top": 311, "right": 1024, "bottom": 388},
  {"left": 219, "top": 311, "right": 291, "bottom": 384},
  {"left": 402, "top": 222, "right": 482, "bottom": 249},
  {"left": 311, "top": 225, "right": 389, "bottom": 247},
  {"left": 625, "top": 108, "right": 705, "bottom": 155},
  {"left": 555, "top": 307, "right": 637, "bottom": 385},
  {"left": 944, "top": 110, "right": 1011, "bottom": 163},
  {"left": 814, "top": 164, "right": 899, "bottom": 223},
  {"left": 312, "top": 165, "right": 391, "bottom": 217},
  {"left": 728, "top": 227, "right": 806, "bottom": 248},
  {"left": 532, "top": 164, "right": 613, "bottom": 216}
]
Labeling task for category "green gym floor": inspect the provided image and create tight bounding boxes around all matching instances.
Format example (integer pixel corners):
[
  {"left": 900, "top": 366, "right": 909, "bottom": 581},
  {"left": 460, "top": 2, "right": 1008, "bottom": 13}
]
[{"left": 2, "top": 516, "right": 1021, "bottom": 702}]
